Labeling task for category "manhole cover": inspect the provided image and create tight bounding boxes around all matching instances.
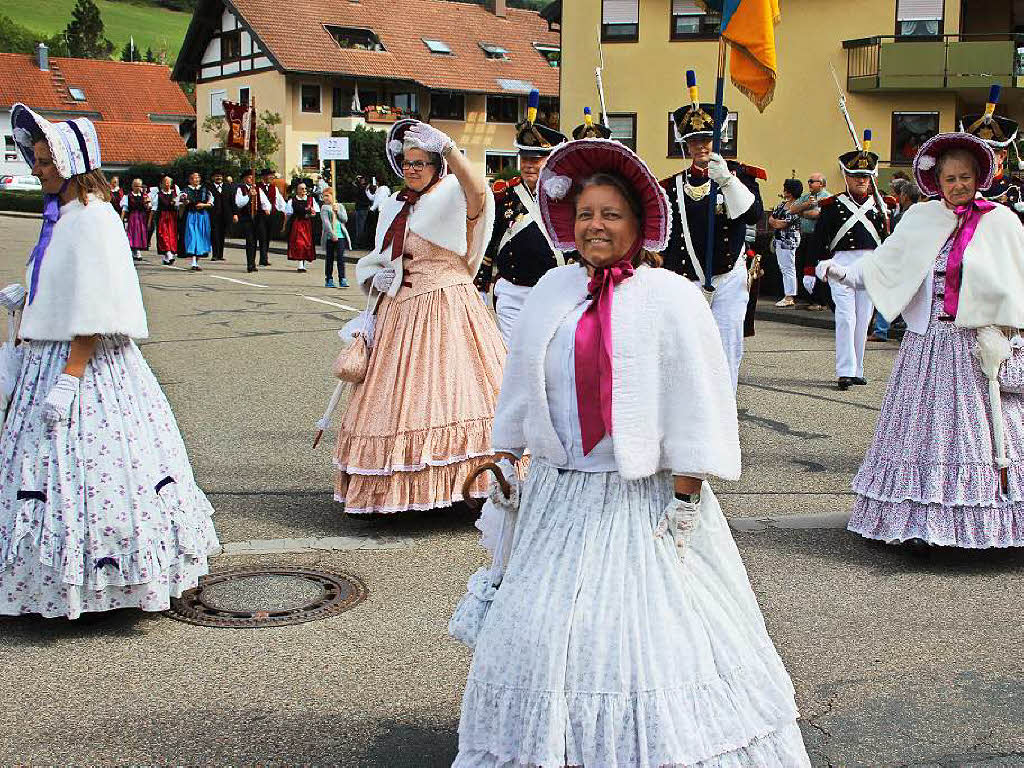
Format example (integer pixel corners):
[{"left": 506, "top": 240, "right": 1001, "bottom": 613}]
[{"left": 166, "top": 567, "right": 367, "bottom": 628}]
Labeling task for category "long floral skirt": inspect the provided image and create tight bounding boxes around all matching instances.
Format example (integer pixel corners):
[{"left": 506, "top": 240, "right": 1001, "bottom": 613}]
[
  {"left": 333, "top": 282, "right": 506, "bottom": 514},
  {"left": 0, "top": 337, "right": 220, "bottom": 618},
  {"left": 454, "top": 461, "right": 810, "bottom": 767},
  {"left": 848, "top": 291, "right": 1024, "bottom": 548}
]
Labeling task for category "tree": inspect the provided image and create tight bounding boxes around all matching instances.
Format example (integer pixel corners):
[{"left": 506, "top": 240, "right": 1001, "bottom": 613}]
[
  {"left": 0, "top": 15, "right": 38, "bottom": 55},
  {"left": 119, "top": 39, "right": 135, "bottom": 62},
  {"left": 62, "top": 0, "right": 114, "bottom": 59},
  {"left": 202, "top": 109, "right": 283, "bottom": 172},
  {"left": 331, "top": 125, "right": 391, "bottom": 202},
  {"left": 145, "top": 46, "right": 155, "bottom": 63}
]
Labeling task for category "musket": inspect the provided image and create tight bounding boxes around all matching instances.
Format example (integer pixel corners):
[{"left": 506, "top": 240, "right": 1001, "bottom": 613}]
[
  {"left": 595, "top": 27, "right": 610, "bottom": 129},
  {"left": 828, "top": 63, "right": 891, "bottom": 235}
]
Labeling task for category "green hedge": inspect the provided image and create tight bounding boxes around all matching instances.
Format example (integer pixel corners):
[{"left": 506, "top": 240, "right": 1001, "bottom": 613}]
[{"left": 0, "top": 190, "right": 43, "bottom": 213}]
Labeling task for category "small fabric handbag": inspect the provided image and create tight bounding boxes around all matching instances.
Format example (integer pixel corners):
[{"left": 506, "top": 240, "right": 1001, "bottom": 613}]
[
  {"left": 332, "top": 287, "right": 383, "bottom": 384},
  {"left": 999, "top": 334, "right": 1024, "bottom": 395}
]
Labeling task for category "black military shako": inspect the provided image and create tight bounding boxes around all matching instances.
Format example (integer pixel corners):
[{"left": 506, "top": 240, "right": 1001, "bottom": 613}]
[
  {"left": 476, "top": 182, "right": 558, "bottom": 290},
  {"left": 660, "top": 163, "right": 763, "bottom": 281}
]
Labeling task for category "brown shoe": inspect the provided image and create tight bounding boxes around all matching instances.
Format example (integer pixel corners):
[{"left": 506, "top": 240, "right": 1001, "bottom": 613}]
[{"left": 807, "top": 304, "right": 826, "bottom": 311}]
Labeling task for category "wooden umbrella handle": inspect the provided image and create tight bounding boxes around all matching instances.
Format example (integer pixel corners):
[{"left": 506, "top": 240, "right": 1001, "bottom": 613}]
[{"left": 462, "top": 461, "right": 510, "bottom": 502}]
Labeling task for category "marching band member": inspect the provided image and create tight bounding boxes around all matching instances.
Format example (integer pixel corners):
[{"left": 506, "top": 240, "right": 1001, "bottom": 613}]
[
  {"left": 476, "top": 90, "right": 568, "bottom": 345},
  {"left": 452, "top": 137, "right": 809, "bottom": 767},
  {"left": 818, "top": 132, "right": 1024, "bottom": 549},
  {"left": 660, "top": 71, "right": 764, "bottom": 392}
]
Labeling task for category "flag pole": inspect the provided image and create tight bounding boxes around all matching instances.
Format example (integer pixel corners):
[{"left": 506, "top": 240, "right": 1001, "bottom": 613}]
[{"left": 703, "top": 35, "right": 729, "bottom": 294}]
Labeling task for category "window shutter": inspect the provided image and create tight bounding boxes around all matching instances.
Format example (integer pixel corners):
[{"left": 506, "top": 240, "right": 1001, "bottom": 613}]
[
  {"left": 672, "top": 0, "right": 704, "bottom": 15},
  {"left": 897, "top": 0, "right": 943, "bottom": 21},
  {"left": 603, "top": 0, "right": 639, "bottom": 25}
]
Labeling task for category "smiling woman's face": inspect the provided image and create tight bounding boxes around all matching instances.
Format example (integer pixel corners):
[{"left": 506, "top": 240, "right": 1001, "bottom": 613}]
[
  {"left": 31, "top": 140, "right": 63, "bottom": 195},
  {"left": 573, "top": 183, "right": 640, "bottom": 268}
]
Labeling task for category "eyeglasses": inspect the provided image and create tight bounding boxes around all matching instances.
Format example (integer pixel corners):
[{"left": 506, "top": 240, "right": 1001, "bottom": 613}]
[
  {"left": 808, "top": 178, "right": 824, "bottom": 184},
  {"left": 401, "top": 160, "right": 435, "bottom": 172}
]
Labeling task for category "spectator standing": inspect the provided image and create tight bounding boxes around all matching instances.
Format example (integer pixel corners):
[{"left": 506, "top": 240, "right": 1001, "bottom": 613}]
[
  {"left": 121, "top": 177, "right": 150, "bottom": 261},
  {"left": 320, "top": 187, "right": 350, "bottom": 287},
  {"left": 352, "top": 174, "right": 371, "bottom": 248},
  {"left": 790, "top": 172, "right": 830, "bottom": 310},
  {"left": 182, "top": 171, "right": 214, "bottom": 271},
  {"left": 768, "top": 177, "right": 803, "bottom": 307},
  {"left": 207, "top": 169, "right": 235, "bottom": 262}
]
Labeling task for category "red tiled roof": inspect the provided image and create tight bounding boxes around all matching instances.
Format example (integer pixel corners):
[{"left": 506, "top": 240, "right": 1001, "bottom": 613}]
[
  {"left": 93, "top": 121, "right": 187, "bottom": 165},
  {"left": 224, "top": 0, "right": 559, "bottom": 95},
  {"left": 0, "top": 53, "right": 194, "bottom": 119}
]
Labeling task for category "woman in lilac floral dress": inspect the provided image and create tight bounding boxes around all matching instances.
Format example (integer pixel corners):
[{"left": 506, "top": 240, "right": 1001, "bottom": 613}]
[
  {"left": 818, "top": 132, "right": 1024, "bottom": 548},
  {"left": 0, "top": 105, "right": 219, "bottom": 618}
]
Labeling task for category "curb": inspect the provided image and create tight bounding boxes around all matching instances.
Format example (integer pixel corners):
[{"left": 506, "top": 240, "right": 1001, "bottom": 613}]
[{"left": 0, "top": 210, "right": 42, "bottom": 220}]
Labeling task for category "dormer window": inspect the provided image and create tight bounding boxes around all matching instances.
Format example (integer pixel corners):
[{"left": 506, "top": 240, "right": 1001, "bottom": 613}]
[
  {"left": 533, "top": 43, "right": 559, "bottom": 67},
  {"left": 479, "top": 43, "right": 509, "bottom": 60},
  {"left": 325, "top": 25, "right": 385, "bottom": 51},
  {"left": 423, "top": 38, "right": 452, "bottom": 55},
  {"left": 68, "top": 87, "right": 86, "bottom": 101}
]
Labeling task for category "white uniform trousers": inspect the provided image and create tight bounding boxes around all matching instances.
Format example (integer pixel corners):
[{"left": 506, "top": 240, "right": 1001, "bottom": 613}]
[
  {"left": 827, "top": 248, "right": 874, "bottom": 379},
  {"left": 494, "top": 278, "right": 533, "bottom": 348},
  {"left": 693, "top": 257, "right": 748, "bottom": 393}
]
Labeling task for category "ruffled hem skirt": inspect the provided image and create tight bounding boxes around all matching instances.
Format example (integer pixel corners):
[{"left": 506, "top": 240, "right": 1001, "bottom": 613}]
[
  {"left": 0, "top": 337, "right": 220, "bottom": 618},
  {"left": 848, "top": 305, "right": 1024, "bottom": 548},
  {"left": 333, "top": 282, "right": 506, "bottom": 514},
  {"left": 454, "top": 461, "right": 809, "bottom": 767}
]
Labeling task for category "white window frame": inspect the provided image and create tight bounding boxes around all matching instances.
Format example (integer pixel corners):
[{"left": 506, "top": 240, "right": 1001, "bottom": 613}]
[
  {"left": 210, "top": 89, "right": 227, "bottom": 117},
  {"left": 300, "top": 83, "right": 322, "bottom": 114},
  {"left": 300, "top": 142, "right": 320, "bottom": 170}
]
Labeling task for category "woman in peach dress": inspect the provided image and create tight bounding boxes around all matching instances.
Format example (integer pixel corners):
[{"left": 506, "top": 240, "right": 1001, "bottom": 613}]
[{"left": 331, "top": 119, "right": 504, "bottom": 514}]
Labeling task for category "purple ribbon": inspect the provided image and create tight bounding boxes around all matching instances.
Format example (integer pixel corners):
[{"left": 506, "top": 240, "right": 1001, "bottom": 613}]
[
  {"left": 27, "top": 194, "right": 61, "bottom": 305},
  {"left": 943, "top": 199, "right": 996, "bottom": 319}
]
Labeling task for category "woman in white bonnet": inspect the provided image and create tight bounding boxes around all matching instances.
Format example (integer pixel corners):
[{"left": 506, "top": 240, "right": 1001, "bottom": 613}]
[
  {"left": 0, "top": 104, "right": 220, "bottom": 618},
  {"left": 327, "top": 119, "right": 509, "bottom": 515}
]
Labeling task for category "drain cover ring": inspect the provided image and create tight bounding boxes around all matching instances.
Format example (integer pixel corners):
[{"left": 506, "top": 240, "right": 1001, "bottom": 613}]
[{"left": 166, "top": 567, "right": 367, "bottom": 628}]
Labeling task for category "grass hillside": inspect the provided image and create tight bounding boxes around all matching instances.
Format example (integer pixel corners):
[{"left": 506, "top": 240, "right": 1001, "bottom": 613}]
[{"left": 6, "top": 0, "right": 191, "bottom": 63}]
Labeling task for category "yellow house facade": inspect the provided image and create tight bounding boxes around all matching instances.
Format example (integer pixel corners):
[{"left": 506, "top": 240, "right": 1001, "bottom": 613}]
[{"left": 557, "top": 0, "right": 1024, "bottom": 191}]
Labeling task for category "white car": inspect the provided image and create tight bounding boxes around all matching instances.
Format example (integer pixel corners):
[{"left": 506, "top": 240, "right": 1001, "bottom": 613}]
[{"left": 0, "top": 174, "right": 41, "bottom": 191}]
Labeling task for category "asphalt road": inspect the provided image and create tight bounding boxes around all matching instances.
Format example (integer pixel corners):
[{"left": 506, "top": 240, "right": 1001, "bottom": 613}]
[{"left": 0, "top": 213, "right": 1022, "bottom": 767}]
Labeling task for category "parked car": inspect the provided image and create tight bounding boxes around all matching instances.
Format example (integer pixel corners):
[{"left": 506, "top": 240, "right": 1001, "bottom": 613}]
[{"left": 0, "top": 174, "right": 41, "bottom": 191}]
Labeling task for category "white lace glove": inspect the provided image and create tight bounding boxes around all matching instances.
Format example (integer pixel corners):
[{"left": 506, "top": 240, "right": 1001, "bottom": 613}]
[
  {"left": 487, "top": 457, "right": 521, "bottom": 513},
  {"left": 405, "top": 122, "right": 455, "bottom": 156},
  {"left": 802, "top": 275, "right": 817, "bottom": 295},
  {"left": 654, "top": 496, "right": 701, "bottom": 561},
  {"left": 0, "top": 284, "right": 26, "bottom": 312},
  {"left": 42, "top": 373, "right": 80, "bottom": 426},
  {"left": 974, "top": 325, "right": 1012, "bottom": 379},
  {"left": 707, "top": 153, "right": 734, "bottom": 186},
  {"left": 815, "top": 259, "right": 846, "bottom": 282},
  {"left": 371, "top": 268, "right": 396, "bottom": 293}
]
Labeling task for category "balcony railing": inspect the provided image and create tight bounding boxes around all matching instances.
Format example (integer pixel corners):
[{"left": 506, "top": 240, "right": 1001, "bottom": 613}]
[{"left": 843, "top": 33, "right": 1024, "bottom": 91}]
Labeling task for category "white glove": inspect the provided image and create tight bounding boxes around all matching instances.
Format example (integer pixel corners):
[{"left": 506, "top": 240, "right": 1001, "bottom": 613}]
[
  {"left": 974, "top": 325, "right": 1012, "bottom": 380},
  {"left": 371, "top": 268, "right": 396, "bottom": 293},
  {"left": 815, "top": 259, "right": 846, "bottom": 282},
  {"left": 487, "top": 457, "right": 521, "bottom": 513},
  {"left": 0, "top": 284, "right": 26, "bottom": 311},
  {"left": 654, "top": 495, "right": 701, "bottom": 560},
  {"left": 315, "top": 416, "right": 331, "bottom": 432},
  {"left": 802, "top": 275, "right": 817, "bottom": 295},
  {"left": 707, "top": 153, "right": 733, "bottom": 186},
  {"left": 42, "top": 373, "right": 80, "bottom": 426},
  {"left": 404, "top": 122, "right": 455, "bottom": 156},
  {"left": 1014, "top": 200, "right": 1024, "bottom": 213}
]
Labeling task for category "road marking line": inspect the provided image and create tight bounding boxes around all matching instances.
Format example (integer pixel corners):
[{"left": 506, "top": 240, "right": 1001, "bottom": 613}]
[
  {"left": 298, "top": 294, "right": 359, "bottom": 311},
  {"left": 208, "top": 274, "right": 269, "bottom": 288},
  {"left": 163, "top": 265, "right": 188, "bottom": 271}
]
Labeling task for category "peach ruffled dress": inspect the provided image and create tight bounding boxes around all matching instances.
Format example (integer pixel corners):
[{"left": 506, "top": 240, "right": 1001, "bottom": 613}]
[{"left": 333, "top": 219, "right": 507, "bottom": 514}]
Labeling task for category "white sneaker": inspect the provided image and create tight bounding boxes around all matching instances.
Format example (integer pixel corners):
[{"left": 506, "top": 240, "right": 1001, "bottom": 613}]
[{"left": 774, "top": 297, "right": 795, "bottom": 308}]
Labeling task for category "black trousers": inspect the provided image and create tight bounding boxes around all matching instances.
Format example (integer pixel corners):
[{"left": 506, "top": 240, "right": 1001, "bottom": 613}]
[
  {"left": 211, "top": 219, "right": 227, "bottom": 260},
  {"left": 255, "top": 215, "right": 272, "bottom": 265},
  {"left": 240, "top": 221, "right": 257, "bottom": 270}
]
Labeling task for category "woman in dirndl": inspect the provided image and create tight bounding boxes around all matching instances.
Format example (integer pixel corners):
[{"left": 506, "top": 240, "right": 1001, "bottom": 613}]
[
  {"left": 450, "top": 138, "right": 810, "bottom": 767},
  {"left": 817, "top": 131, "right": 1024, "bottom": 549},
  {"left": 120, "top": 177, "right": 149, "bottom": 261},
  {"left": 328, "top": 119, "right": 507, "bottom": 515},
  {"left": 0, "top": 104, "right": 220, "bottom": 619},
  {"left": 285, "top": 181, "right": 319, "bottom": 273},
  {"left": 154, "top": 174, "right": 180, "bottom": 266},
  {"left": 182, "top": 170, "right": 213, "bottom": 271}
]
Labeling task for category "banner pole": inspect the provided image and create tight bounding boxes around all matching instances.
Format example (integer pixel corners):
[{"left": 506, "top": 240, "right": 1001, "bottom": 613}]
[{"left": 703, "top": 36, "right": 728, "bottom": 294}]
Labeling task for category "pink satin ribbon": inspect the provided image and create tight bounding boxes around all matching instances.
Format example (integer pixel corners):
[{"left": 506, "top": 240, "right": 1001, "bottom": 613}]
[
  {"left": 943, "top": 199, "right": 995, "bottom": 319},
  {"left": 574, "top": 243, "right": 638, "bottom": 455}
]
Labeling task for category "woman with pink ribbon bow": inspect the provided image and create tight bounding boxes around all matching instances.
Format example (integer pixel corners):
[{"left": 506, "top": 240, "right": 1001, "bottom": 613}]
[
  {"left": 817, "top": 132, "right": 1024, "bottom": 549},
  {"left": 451, "top": 138, "right": 810, "bottom": 767}
]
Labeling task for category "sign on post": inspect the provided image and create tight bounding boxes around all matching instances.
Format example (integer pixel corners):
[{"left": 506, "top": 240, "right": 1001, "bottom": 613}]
[{"left": 318, "top": 137, "right": 350, "bottom": 161}]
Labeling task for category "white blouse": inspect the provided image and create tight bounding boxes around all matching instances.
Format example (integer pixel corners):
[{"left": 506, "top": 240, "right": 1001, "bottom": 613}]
[{"left": 541, "top": 300, "right": 618, "bottom": 472}]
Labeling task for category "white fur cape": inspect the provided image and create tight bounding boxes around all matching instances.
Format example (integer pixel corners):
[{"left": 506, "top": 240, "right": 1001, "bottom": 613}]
[
  {"left": 355, "top": 174, "right": 495, "bottom": 296},
  {"left": 860, "top": 199, "right": 1024, "bottom": 330},
  {"left": 493, "top": 264, "right": 741, "bottom": 481},
  {"left": 19, "top": 195, "right": 148, "bottom": 341}
]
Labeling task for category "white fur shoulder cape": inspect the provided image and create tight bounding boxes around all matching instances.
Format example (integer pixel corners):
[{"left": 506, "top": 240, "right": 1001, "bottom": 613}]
[
  {"left": 493, "top": 264, "right": 741, "bottom": 481},
  {"left": 861, "top": 199, "right": 1024, "bottom": 329},
  {"left": 355, "top": 174, "right": 495, "bottom": 296},
  {"left": 20, "top": 195, "right": 148, "bottom": 341}
]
